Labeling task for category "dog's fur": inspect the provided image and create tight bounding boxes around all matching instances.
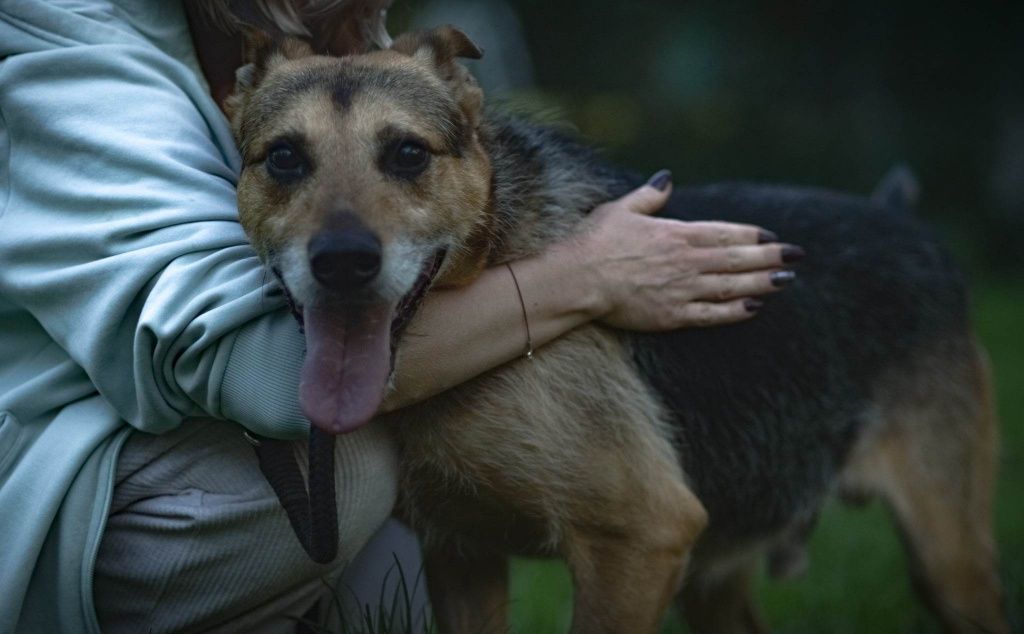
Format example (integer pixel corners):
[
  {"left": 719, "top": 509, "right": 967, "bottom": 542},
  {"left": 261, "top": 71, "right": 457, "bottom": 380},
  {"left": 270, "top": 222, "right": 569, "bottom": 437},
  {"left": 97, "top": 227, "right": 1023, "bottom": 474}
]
[{"left": 227, "top": 27, "right": 1007, "bottom": 633}]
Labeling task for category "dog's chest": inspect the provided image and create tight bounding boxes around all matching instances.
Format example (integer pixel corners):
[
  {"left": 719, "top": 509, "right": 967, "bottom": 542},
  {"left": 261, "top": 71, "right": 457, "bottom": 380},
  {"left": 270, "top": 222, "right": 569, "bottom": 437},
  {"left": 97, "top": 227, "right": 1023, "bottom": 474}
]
[
  {"left": 384, "top": 118, "right": 683, "bottom": 553},
  {"left": 384, "top": 325, "right": 679, "bottom": 553}
]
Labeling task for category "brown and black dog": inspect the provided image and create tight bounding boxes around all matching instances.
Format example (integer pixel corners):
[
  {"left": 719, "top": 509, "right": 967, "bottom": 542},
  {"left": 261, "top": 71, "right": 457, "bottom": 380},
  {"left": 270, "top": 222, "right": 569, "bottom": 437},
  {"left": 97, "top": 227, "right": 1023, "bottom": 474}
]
[{"left": 227, "top": 26, "right": 1007, "bottom": 634}]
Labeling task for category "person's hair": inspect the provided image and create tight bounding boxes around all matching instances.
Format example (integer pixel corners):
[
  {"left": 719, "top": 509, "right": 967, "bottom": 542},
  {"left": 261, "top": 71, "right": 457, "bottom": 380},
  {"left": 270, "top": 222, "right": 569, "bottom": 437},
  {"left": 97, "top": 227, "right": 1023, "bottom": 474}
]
[{"left": 195, "top": 0, "right": 391, "bottom": 42}]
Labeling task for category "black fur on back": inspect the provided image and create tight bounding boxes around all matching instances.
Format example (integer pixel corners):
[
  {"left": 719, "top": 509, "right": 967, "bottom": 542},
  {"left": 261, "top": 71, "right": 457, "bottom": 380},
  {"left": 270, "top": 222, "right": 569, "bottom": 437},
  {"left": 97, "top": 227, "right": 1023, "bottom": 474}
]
[
  {"left": 481, "top": 112, "right": 970, "bottom": 540},
  {"left": 639, "top": 185, "right": 968, "bottom": 538}
]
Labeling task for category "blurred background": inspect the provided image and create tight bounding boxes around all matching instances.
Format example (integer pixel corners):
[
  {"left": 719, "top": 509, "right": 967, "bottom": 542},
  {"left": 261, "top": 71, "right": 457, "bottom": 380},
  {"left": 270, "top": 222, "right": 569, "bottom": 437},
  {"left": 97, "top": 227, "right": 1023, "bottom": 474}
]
[{"left": 389, "top": 1, "right": 1023, "bottom": 631}]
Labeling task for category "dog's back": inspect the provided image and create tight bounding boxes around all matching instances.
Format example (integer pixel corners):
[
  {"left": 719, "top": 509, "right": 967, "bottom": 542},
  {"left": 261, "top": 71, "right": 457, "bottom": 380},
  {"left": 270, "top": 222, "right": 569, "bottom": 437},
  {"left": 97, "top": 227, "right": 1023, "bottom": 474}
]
[{"left": 639, "top": 184, "right": 969, "bottom": 539}]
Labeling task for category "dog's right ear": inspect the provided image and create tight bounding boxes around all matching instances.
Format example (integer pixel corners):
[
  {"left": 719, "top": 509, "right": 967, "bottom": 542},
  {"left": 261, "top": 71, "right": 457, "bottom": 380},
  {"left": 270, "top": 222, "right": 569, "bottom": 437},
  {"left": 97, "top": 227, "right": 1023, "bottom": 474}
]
[
  {"left": 224, "top": 29, "right": 314, "bottom": 122},
  {"left": 238, "top": 28, "right": 314, "bottom": 91}
]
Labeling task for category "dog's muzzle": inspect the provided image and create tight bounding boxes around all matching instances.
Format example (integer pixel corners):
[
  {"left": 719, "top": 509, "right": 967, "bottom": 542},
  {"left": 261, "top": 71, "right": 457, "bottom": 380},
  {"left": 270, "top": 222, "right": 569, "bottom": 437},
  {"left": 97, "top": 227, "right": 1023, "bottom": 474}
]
[{"left": 288, "top": 220, "right": 447, "bottom": 435}]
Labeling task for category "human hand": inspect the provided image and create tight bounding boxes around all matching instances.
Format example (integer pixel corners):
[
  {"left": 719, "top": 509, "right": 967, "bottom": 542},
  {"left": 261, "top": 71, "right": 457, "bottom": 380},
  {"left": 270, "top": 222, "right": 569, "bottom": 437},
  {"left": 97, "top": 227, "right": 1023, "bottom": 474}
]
[{"left": 563, "top": 170, "right": 802, "bottom": 330}]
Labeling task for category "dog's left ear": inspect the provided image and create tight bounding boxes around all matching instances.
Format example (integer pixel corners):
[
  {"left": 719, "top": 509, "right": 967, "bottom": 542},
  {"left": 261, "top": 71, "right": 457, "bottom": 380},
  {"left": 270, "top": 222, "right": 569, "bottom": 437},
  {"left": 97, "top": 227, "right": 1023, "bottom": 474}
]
[
  {"left": 392, "top": 26, "right": 485, "bottom": 127},
  {"left": 391, "top": 25, "right": 483, "bottom": 66}
]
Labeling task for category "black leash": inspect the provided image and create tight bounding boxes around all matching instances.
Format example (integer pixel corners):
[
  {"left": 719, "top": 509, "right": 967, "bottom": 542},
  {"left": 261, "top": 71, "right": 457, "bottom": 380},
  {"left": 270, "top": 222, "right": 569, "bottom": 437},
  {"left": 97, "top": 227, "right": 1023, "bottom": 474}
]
[{"left": 247, "top": 427, "right": 339, "bottom": 564}]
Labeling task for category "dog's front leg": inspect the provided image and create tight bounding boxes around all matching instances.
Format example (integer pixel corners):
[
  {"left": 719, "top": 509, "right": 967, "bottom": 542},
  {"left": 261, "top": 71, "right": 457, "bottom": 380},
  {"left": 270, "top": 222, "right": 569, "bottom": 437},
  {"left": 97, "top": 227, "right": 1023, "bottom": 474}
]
[
  {"left": 424, "top": 545, "right": 509, "bottom": 634},
  {"left": 565, "top": 478, "right": 707, "bottom": 634}
]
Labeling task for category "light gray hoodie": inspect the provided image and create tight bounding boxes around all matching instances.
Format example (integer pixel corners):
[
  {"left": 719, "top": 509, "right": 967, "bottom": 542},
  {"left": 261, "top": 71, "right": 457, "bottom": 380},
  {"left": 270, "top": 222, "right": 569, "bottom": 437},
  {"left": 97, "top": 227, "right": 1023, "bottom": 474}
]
[{"left": 0, "top": 1, "right": 314, "bottom": 630}]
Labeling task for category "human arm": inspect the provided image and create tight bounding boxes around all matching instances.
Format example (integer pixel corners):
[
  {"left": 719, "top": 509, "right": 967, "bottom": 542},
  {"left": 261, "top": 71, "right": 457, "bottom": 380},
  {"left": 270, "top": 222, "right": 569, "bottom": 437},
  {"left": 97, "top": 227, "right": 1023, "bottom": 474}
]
[
  {"left": 0, "top": 42, "right": 311, "bottom": 439},
  {"left": 383, "top": 175, "right": 794, "bottom": 411},
  {"left": 0, "top": 40, "right": 789, "bottom": 441}
]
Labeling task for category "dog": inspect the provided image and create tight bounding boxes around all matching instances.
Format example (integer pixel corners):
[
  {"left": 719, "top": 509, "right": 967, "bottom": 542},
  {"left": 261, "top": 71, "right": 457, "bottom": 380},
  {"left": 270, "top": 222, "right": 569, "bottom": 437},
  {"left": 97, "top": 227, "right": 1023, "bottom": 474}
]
[{"left": 226, "top": 26, "right": 1007, "bottom": 633}]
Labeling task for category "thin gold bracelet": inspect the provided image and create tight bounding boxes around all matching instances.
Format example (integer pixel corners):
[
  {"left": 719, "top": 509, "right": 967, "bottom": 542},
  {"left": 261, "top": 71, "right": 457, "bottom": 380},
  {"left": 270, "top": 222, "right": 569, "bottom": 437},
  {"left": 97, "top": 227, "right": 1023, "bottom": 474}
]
[{"left": 504, "top": 262, "right": 534, "bottom": 360}]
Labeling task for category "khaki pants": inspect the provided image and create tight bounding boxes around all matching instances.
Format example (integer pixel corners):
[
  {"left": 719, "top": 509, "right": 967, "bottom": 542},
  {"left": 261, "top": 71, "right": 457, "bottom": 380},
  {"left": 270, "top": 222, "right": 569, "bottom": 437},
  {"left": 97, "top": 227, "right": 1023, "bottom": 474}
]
[{"left": 93, "top": 418, "right": 418, "bottom": 633}]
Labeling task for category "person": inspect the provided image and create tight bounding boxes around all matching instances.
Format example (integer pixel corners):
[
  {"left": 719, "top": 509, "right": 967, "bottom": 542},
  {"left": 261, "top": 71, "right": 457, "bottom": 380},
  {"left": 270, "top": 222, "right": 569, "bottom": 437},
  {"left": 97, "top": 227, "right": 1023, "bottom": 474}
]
[{"left": 0, "top": 0, "right": 799, "bottom": 631}]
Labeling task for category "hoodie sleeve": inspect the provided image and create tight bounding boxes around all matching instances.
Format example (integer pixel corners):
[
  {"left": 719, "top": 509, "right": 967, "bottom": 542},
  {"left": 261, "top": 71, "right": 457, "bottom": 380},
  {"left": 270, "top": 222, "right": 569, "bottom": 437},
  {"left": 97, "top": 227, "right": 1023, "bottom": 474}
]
[{"left": 0, "top": 43, "right": 311, "bottom": 439}]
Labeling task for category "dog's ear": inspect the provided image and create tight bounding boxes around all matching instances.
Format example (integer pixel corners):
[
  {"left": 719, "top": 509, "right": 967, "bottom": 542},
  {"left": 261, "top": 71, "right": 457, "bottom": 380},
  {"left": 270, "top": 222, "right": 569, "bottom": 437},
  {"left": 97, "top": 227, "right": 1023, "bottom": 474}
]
[
  {"left": 224, "top": 29, "right": 314, "bottom": 122},
  {"left": 239, "top": 28, "right": 315, "bottom": 89},
  {"left": 391, "top": 26, "right": 485, "bottom": 127},
  {"left": 391, "top": 25, "right": 483, "bottom": 67}
]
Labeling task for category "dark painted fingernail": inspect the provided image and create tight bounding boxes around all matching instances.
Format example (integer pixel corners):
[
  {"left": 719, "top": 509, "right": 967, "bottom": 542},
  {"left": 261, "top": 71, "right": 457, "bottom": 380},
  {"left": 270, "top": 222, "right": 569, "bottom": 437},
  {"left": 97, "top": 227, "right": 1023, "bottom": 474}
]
[
  {"left": 647, "top": 169, "right": 672, "bottom": 191},
  {"left": 744, "top": 298, "right": 764, "bottom": 313},
  {"left": 771, "top": 270, "right": 796, "bottom": 287},
  {"left": 758, "top": 229, "right": 779, "bottom": 244},
  {"left": 781, "top": 245, "right": 806, "bottom": 263}
]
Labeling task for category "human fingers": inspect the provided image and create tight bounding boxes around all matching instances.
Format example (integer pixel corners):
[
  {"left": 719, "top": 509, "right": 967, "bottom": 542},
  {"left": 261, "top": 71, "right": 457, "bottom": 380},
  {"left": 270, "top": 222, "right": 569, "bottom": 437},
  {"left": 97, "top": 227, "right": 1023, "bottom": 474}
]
[
  {"left": 681, "top": 221, "right": 779, "bottom": 247},
  {"left": 672, "top": 298, "right": 764, "bottom": 328},
  {"left": 692, "top": 244, "right": 806, "bottom": 273},
  {"left": 694, "top": 269, "right": 796, "bottom": 301},
  {"left": 599, "top": 170, "right": 673, "bottom": 217}
]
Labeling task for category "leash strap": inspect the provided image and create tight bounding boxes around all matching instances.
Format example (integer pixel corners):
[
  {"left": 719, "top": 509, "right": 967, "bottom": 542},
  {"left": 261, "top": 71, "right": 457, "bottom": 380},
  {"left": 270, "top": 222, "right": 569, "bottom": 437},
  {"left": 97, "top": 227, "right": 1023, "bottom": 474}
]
[{"left": 248, "top": 427, "right": 339, "bottom": 564}]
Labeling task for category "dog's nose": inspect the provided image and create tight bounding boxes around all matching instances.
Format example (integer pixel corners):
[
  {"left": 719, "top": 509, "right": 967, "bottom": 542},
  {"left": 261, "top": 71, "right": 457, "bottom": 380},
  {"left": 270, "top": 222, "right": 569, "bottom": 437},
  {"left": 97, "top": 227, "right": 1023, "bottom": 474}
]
[{"left": 308, "top": 229, "right": 382, "bottom": 291}]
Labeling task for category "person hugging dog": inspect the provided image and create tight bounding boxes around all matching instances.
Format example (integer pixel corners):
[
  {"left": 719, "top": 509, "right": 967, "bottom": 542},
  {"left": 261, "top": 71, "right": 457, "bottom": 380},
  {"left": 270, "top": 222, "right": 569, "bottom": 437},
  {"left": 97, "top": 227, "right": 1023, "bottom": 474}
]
[{"left": 0, "top": 1, "right": 793, "bottom": 630}]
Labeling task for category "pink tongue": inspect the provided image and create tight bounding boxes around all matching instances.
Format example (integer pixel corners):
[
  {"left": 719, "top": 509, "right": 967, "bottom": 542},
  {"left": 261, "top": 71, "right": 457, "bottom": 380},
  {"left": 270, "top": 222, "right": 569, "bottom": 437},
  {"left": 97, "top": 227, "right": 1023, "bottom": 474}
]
[{"left": 299, "top": 302, "right": 395, "bottom": 434}]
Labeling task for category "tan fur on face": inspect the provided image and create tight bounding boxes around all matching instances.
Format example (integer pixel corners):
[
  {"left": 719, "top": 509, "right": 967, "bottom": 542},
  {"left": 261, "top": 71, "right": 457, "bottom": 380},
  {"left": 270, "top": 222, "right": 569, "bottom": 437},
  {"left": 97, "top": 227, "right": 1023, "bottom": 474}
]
[{"left": 230, "top": 31, "right": 493, "bottom": 307}]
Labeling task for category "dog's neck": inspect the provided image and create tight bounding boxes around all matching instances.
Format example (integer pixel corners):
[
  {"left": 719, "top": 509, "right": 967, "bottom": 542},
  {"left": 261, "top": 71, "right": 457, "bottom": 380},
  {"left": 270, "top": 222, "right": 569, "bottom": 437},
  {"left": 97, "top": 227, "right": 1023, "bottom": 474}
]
[{"left": 479, "top": 112, "right": 624, "bottom": 265}]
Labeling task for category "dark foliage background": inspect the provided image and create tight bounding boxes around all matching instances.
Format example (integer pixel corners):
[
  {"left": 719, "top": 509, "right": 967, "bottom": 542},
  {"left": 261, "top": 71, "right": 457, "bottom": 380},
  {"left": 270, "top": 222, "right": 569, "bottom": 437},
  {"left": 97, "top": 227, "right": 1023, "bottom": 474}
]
[{"left": 398, "top": 0, "right": 1024, "bottom": 275}]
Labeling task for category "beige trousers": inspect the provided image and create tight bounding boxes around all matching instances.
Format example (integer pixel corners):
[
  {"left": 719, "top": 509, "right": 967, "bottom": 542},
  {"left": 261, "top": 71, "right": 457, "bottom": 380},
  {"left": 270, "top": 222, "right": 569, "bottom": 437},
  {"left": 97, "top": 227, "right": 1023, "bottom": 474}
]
[{"left": 92, "top": 417, "right": 415, "bottom": 633}]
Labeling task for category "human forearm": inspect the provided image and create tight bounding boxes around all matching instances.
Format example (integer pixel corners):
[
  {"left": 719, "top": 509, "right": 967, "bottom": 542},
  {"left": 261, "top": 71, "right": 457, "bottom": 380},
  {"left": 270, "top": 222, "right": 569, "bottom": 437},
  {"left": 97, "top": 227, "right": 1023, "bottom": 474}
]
[
  {"left": 381, "top": 242, "right": 599, "bottom": 411},
  {"left": 0, "top": 46, "right": 309, "bottom": 435},
  {"left": 382, "top": 174, "right": 798, "bottom": 411}
]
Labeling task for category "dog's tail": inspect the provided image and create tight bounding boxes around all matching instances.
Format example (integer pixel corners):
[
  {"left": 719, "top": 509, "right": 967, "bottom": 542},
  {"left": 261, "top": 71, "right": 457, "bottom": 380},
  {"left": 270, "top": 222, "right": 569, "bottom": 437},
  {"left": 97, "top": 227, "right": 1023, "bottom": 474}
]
[{"left": 871, "top": 163, "right": 920, "bottom": 212}]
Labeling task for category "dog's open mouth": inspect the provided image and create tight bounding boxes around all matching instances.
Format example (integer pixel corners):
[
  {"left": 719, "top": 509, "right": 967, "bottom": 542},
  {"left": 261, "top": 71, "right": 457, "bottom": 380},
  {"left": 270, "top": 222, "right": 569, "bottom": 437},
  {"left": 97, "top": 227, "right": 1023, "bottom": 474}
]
[
  {"left": 391, "top": 248, "right": 446, "bottom": 346},
  {"left": 274, "top": 248, "right": 446, "bottom": 435}
]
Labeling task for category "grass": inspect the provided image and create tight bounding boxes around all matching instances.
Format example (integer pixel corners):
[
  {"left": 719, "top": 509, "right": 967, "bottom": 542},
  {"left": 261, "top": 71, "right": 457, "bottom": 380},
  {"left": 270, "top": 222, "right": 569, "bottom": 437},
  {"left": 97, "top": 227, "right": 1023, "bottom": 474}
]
[
  {"left": 308, "top": 556, "right": 434, "bottom": 634},
  {"left": 332, "top": 281, "right": 1024, "bottom": 633}
]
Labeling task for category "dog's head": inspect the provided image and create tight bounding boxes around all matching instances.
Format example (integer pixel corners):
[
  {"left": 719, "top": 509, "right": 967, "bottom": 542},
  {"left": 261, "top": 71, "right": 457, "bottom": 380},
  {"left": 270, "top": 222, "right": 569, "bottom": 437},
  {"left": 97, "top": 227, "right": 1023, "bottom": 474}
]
[{"left": 228, "top": 26, "right": 491, "bottom": 434}]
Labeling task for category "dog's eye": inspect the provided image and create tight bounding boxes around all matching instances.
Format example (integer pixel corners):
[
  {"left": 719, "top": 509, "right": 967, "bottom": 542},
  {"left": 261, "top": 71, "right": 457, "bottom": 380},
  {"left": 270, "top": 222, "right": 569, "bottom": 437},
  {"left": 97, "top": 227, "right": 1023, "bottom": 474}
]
[
  {"left": 383, "top": 140, "right": 432, "bottom": 179},
  {"left": 266, "top": 143, "right": 308, "bottom": 182}
]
